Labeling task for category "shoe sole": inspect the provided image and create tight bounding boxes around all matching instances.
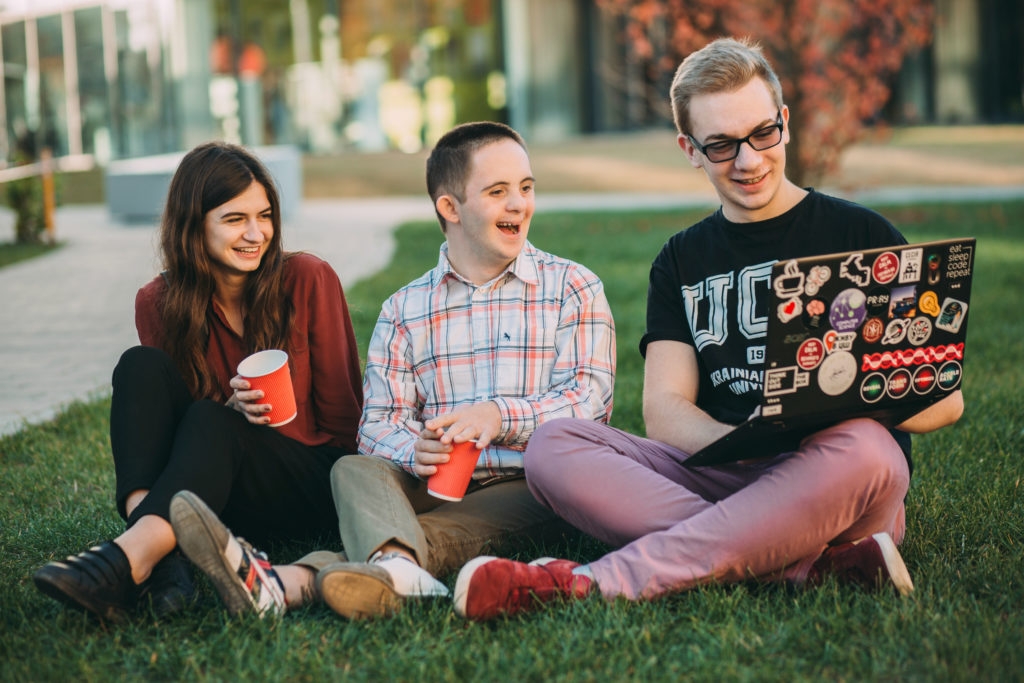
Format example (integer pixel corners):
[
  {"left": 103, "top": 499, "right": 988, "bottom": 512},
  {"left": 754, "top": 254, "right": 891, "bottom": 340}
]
[
  {"left": 452, "top": 555, "right": 497, "bottom": 619},
  {"left": 169, "top": 493, "right": 255, "bottom": 617},
  {"left": 871, "top": 532, "right": 915, "bottom": 596},
  {"left": 317, "top": 563, "right": 403, "bottom": 620}
]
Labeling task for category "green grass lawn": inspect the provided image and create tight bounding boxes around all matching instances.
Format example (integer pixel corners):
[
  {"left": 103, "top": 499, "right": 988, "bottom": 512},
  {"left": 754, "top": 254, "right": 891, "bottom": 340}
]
[
  {"left": 0, "top": 240, "right": 62, "bottom": 269},
  {"left": 2, "top": 202, "right": 1022, "bottom": 681}
]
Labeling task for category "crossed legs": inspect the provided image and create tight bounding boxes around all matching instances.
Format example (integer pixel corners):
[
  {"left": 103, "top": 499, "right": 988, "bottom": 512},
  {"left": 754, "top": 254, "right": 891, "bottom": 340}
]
[{"left": 524, "top": 417, "right": 909, "bottom": 600}]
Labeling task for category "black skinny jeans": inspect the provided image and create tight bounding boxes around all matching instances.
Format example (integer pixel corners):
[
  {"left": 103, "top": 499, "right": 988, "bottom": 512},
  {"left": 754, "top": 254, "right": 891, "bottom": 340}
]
[{"left": 110, "top": 346, "right": 345, "bottom": 546}]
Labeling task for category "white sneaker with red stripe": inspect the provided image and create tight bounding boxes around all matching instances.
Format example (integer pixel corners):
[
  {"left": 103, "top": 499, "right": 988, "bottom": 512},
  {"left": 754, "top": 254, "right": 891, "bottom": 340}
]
[{"left": 170, "top": 491, "right": 286, "bottom": 618}]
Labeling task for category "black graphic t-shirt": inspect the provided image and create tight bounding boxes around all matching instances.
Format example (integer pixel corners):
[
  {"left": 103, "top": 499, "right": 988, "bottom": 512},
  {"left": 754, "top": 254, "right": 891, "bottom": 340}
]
[{"left": 642, "top": 190, "right": 907, "bottom": 430}]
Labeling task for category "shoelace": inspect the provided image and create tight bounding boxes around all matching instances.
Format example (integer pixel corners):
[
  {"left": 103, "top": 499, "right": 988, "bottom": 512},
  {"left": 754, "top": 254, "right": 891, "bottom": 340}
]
[
  {"left": 238, "top": 538, "right": 288, "bottom": 606},
  {"left": 371, "top": 550, "right": 413, "bottom": 565}
]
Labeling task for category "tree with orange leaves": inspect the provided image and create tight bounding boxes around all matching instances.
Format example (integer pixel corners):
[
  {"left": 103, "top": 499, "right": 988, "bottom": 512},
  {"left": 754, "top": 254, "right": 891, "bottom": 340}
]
[{"left": 597, "top": 0, "right": 933, "bottom": 186}]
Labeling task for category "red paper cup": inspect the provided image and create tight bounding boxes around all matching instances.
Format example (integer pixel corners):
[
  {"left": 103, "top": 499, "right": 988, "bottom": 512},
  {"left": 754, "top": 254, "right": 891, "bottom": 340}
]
[
  {"left": 427, "top": 441, "right": 480, "bottom": 502},
  {"left": 237, "top": 349, "right": 297, "bottom": 427}
]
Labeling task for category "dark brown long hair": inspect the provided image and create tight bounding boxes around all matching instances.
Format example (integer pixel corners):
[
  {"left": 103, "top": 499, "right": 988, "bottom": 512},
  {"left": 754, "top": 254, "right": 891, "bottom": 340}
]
[{"left": 158, "top": 141, "right": 292, "bottom": 400}]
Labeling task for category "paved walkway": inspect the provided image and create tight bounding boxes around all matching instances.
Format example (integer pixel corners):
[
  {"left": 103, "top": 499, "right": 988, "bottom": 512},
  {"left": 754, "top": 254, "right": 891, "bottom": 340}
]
[{"left": 2, "top": 185, "right": 1023, "bottom": 437}]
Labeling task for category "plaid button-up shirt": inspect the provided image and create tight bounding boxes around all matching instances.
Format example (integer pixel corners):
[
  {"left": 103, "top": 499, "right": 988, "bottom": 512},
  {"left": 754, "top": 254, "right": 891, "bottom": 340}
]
[{"left": 357, "top": 241, "right": 616, "bottom": 478}]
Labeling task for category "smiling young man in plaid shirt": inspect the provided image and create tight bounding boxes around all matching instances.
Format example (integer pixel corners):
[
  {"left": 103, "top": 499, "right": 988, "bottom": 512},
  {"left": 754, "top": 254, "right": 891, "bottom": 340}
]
[{"left": 303, "top": 121, "right": 616, "bottom": 619}]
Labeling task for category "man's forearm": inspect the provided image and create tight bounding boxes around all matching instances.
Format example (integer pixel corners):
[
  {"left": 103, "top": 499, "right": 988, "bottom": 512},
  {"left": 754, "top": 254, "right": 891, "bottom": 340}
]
[{"left": 643, "top": 392, "right": 735, "bottom": 455}]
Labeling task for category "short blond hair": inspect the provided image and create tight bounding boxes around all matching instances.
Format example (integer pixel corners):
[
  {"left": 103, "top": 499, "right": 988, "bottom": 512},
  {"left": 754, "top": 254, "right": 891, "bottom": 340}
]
[{"left": 669, "top": 37, "right": 784, "bottom": 136}]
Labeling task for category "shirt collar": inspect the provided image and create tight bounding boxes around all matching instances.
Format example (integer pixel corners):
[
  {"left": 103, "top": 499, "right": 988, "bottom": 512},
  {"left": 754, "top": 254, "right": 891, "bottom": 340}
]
[
  {"left": 209, "top": 297, "right": 241, "bottom": 338},
  {"left": 433, "top": 241, "right": 541, "bottom": 288}
]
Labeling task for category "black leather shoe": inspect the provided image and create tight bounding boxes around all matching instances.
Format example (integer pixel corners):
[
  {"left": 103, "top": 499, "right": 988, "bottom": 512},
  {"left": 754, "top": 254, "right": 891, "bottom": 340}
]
[
  {"left": 33, "top": 541, "right": 138, "bottom": 622},
  {"left": 138, "top": 550, "right": 197, "bottom": 618}
]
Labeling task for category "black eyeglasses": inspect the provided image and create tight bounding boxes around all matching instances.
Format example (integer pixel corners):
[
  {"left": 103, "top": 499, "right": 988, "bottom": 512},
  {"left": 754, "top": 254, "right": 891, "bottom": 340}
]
[{"left": 688, "top": 111, "right": 784, "bottom": 163}]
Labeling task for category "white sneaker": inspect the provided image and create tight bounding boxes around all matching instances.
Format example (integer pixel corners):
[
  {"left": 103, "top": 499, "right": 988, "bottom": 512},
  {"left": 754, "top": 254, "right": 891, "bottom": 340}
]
[
  {"left": 316, "top": 551, "right": 448, "bottom": 620},
  {"left": 372, "top": 551, "right": 450, "bottom": 598}
]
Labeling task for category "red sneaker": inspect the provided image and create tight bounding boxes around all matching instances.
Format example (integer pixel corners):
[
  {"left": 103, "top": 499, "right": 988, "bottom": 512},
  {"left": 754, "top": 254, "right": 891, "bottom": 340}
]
[
  {"left": 809, "top": 532, "right": 914, "bottom": 596},
  {"left": 453, "top": 556, "right": 593, "bottom": 620}
]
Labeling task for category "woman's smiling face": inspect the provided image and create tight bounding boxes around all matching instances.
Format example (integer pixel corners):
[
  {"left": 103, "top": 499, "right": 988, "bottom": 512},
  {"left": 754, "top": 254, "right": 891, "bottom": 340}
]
[{"left": 204, "top": 180, "right": 274, "bottom": 279}]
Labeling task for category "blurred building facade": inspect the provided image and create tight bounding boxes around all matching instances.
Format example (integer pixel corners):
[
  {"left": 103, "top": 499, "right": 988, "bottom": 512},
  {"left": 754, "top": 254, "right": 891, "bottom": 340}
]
[{"left": 1, "top": 0, "right": 1021, "bottom": 168}]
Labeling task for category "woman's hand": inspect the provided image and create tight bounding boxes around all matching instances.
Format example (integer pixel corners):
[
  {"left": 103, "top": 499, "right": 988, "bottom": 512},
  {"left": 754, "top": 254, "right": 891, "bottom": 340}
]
[{"left": 225, "top": 375, "right": 273, "bottom": 425}]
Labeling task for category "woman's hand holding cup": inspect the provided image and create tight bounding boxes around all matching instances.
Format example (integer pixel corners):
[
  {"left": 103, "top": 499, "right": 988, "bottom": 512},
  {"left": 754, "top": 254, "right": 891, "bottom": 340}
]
[
  {"left": 227, "top": 375, "right": 273, "bottom": 424},
  {"left": 234, "top": 349, "right": 298, "bottom": 427}
]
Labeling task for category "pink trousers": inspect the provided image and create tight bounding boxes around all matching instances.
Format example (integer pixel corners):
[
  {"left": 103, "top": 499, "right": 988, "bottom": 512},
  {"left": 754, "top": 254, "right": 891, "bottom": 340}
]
[{"left": 524, "top": 417, "right": 909, "bottom": 600}]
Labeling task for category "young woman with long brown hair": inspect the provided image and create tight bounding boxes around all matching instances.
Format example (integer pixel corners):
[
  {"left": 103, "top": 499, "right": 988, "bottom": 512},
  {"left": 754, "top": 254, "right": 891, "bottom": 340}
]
[{"left": 33, "top": 141, "right": 363, "bottom": 621}]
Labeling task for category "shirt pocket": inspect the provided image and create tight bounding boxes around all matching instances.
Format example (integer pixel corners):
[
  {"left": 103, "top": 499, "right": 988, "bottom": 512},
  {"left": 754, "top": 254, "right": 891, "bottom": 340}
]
[{"left": 491, "top": 317, "right": 558, "bottom": 396}]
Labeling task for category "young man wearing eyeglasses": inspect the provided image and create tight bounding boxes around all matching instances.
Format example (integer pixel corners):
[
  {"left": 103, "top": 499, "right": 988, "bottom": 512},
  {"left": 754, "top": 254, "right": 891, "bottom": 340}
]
[{"left": 452, "top": 36, "right": 965, "bottom": 620}]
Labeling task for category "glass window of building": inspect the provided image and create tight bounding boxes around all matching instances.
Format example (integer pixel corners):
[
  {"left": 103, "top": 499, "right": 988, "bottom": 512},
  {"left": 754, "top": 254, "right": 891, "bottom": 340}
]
[
  {"left": 35, "top": 13, "right": 67, "bottom": 157},
  {"left": 74, "top": 7, "right": 109, "bottom": 161},
  {"left": 2, "top": 20, "right": 29, "bottom": 163}
]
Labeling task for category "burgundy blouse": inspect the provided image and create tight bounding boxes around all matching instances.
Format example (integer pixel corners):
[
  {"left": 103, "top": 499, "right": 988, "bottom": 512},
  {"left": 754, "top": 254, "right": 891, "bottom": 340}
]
[{"left": 135, "top": 253, "right": 363, "bottom": 452}]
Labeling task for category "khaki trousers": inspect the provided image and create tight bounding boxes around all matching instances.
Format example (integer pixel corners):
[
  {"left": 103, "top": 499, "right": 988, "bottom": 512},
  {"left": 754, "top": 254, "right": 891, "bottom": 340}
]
[{"left": 297, "top": 454, "right": 565, "bottom": 577}]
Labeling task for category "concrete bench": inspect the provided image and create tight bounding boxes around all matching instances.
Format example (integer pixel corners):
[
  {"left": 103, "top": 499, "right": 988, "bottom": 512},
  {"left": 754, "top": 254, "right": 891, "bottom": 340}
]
[{"left": 105, "top": 145, "right": 302, "bottom": 224}]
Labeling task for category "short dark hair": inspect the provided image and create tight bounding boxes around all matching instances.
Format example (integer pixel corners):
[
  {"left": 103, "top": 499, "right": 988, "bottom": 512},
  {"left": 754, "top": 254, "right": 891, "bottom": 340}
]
[{"left": 426, "top": 121, "right": 527, "bottom": 230}]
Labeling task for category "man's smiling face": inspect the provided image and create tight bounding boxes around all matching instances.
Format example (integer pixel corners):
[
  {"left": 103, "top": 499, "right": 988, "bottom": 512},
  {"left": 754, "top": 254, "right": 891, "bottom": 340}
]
[
  {"left": 678, "top": 77, "right": 792, "bottom": 223},
  {"left": 442, "top": 137, "right": 535, "bottom": 284}
]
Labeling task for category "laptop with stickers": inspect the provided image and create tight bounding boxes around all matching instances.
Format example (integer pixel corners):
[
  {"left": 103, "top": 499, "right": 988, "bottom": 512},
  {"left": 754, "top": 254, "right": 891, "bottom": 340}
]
[{"left": 684, "top": 237, "right": 975, "bottom": 468}]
